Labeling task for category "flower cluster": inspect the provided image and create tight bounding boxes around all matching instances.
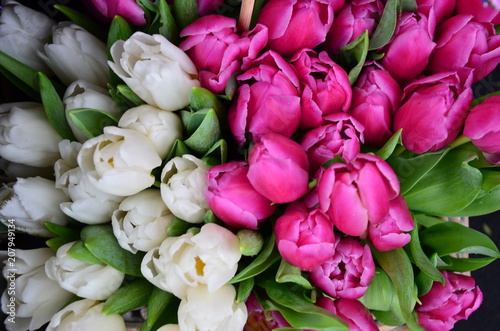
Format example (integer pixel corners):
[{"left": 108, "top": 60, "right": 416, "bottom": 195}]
[{"left": 1, "top": 0, "right": 500, "bottom": 331}]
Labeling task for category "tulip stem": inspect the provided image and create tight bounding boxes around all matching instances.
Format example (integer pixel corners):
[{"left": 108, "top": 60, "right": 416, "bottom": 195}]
[
  {"left": 449, "top": 135, "right": 471, "bottom": 149},
  {"left": 238, "top": 0, "right": 255, "bottom": 32},
  {"left": 153, "top": 180, "right": 162, "bottom": 188}
]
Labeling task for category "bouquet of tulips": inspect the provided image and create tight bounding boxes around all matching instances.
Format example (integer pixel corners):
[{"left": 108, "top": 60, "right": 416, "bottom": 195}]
[{"left": 1, "top": 0, "right": 500, "bottom": 330}]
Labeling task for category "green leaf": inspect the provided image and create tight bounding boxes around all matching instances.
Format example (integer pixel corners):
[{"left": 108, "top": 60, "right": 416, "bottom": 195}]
[
  {"left": 0, "top": 51, "right": 41, "bottom": 100},
  {"left": 400, "top": 0, "right": 418, "bottom": 12},
  {"left": 414, "top": 214, "right": 446, "bottom": 228},
  {"left": 236, "top": 278, "right": 254, "bottom": 303},
  {"left": 189, "top": 87, "right": 226, "bottom": 117},
  {"left": 145, "top": 288, "right": 175, "bottom": 328},
  {"left": 54, "top": 5, "right": 107, "bottom": 41},
  {"left": 67, "top": 240, "right": 103, "bottom": 265},
  {"left": 38, "top": 72, "right": 76, "bottom": 141},
  {"left": 275, "top": 259, "right": 313, "bottom": 289},
  {"left": 167, "top": 216, "right": 192, "bottom": 237},
  {"left": 158, "top": 0, "right": 180, "bottom": 44},
  {"left": 102, "top": 278, "right": 154, "bottom": 315},
  {"left": 359, "top": 268, "right": 396, "bottom": 311},
  {"left": 439, "top": 256, "right": 498, "bottom": 272},
  {"left": 202, "top": 139, "right": 228, "bottom": 166},
  {"left": 46, "top": 237, "right": 74, "bottom": 251},
  {"left": 368, "top": 0, "right": 398, "bottom": 50},
  {"left": 68, "top": 108, "right": 119, "bottom": 138},
  {"left": 409, "top": 226, "right": 445, "bottom": 284},
  {"left": 81, "top": 225, "right": 145, "bottom": 277},
  {"left": 107, "top": 16, "right": 133, "bottom": 65},
  {"left": 164, "top": 139, "right": 191, "bottom": 163},
  {"left": 44, "top": 222, "right": 81, "bottom": 239},
  {"left": 375, "top": 129, "right": 402, "bottom": 160},
  {"left": 337, "top": 30, "right": 369, "bottom": 85},
  {"left": 116, "top": 85, "right": 146, "bottom": 106},
  {"left": 184, "top": 109, "right": 222, "bottom": 155},
  {"left": 173, "top": 0, "right": 199, "bottom": 29}
]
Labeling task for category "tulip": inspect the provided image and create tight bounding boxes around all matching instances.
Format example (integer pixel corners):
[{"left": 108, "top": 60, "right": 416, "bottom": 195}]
[
  {"left": 0, "top": 177, "right": 69, "bottom": 237},
  {"left": 379, "top": 12, "right": 435, "bottom": 85},
  {"left": 244, "top": 292, "right": 290, "bottom": 330},
  {"left": 63, "top": 80, "right": 123, "bottom": 142},
  {"left": 45, "top": 241, "right": 125, "bottom": 300},
  {"left": 109, "top": 32, "right": 200, "bottom": 111},
  {"left": 456, "top": 0, "right": 500, "bottom": 24},
  {"left": 1, "top": 248, "right": 74, "bottom": 331},
  {"left": 324, "top": 0, "right": 384, "bottom": 55},
  {"left": 394, "top": 69, "right": 473, "bottom": 154},
  {"left": 180, "top": 15, "right": 268, "bottom": 94},
  {"left": 157, "top": 325, "right": 180, "bottom": 331},
  {"left": 178, "top": 284, "right": 248, "bottom": 331},
  {"left": 428, "top": 14, "right": 500, "bottom": 83},
  {"left": 83, "top": 0, "right": 148, "bottom": 25},
  {"left": 368, "top": 195, "right": 415, "bottom": 251},
  {"left": 54, "top": 139, "right": 83, "bottom": 191},
  {"left": 112, "top": 189, "right": 173, "bottom": 253},
  {"left": 39, "top": 22, "right": 109, "bottom": 87},
  {"left": 0, "top": 102, "right": 63, "bottom": 168},
  {"left": 0, "top": 0, "right": 56, "bottom": 72},
  {"left": 46, "top": 299, "right": 127, "bottom": 331},
  {"left": 247, "top": 133, "right": 310, "bottom": 204},
  {"left": 275, "top": 202, "right": 335, "bottom": 271},
  {"left": 160, "top": 154, "right": 211, "bottom": 223},
  {"left": 315, "top": 297, "right": 379, "bottom": 331},
  {"left": 205, "top": 161, "right": 276, "bottom": 230},
  {"left": 141, "top": 223, "right": 241, "bottom": 299},
  {"left": 309, "top": 236, "right": 376, "bottom": 299},
  {"left": 416, "top": 0, "right": 455, "bottom": 30},
  {"left": 318, "top": 153, "right": 400, "bottom": 237},
  {"left": 416, "top": 271, "right": 483, "bottom": 331},
  {"left": 464, "top": 95, "right": 500, "bottom": 164},
  {"left": 228, "top": 51, "right": 301, "bottom": 146},
  {"left": 77, "top": 126, "right": 162, "bottom": 196},
  {"left": 290, "top": 49, "right": 352, "bottom": 129},
  {"left": 348, "top": 66, "right": 402, "bottom": 146},
  {"left": 256, "top": 0, "right": 334, "bottom": 57},
  {"left": 301, "top": 113, "right": 364, "bottom": 173},
  {"left": 118, "top": 104, "right": 183, "bottom": 159}
]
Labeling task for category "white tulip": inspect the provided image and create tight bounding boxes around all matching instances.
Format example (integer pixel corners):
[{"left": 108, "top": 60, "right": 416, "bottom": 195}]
[
  {"left": 0, "top": 102, "right": 63, "bottom": 168},
  {"left": 0, "top": 0, "right": 56, "bottom": 72},
  {"left": 46, "top": 299, "right": 126, "bottom": 331},
  {"left": 118, "top": 104, "right": 182, "bottom": 159},
  {"left": 45, "top": 241, "right": 125, "bottom": 300},
  {"left": 160, "top": 155, "right": 210, "bottom": 223},
  {"left": 0, "top": 177, "right": 69, "bottom": 237},
  {"left": 178, "top": 284, "right": 248, "bottom": 331},
  {"left": 108, "top": 32, "right": 200, "bottom": 111},
  {"left": 54, "top": 140, "right": 82, "bottom": 192},
  {"left": 1, "top": 248, "right": 74, "bottom": 331},
  {"left": 63, "top": 80, "right": 123, "bottom": 142},
  {"left": 112, "top": 189, "right": 172, "bottom": 253},
  {"left": 77, "top": 126, "right": 162, "bottom": 196},
  {"left": 39, "top": 22, "right": 109, "bottom": 87},
  {"left": 157, "top": 325, "right": 180, "bottom": 331},
  {"left": 141, "top": 223, "right": 241, "bottom": 299}
]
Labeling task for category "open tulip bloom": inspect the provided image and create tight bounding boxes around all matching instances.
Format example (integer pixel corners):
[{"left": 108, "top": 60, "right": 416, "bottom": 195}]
[{"left": 2, "top": 1, "right": 500, "bottom": 331}]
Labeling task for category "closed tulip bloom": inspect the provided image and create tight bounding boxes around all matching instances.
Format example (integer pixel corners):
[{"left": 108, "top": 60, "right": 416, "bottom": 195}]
[
  {"left": 464, "top": 95, "right": 500, "bottom": 164},
  {"left": 228, "top": 51, "right": 301, "bottom": 146},
  {"left": 309, "top": 236, "right": 375, "bottom": 299},
  {"left": 456, "top": 0, "right": 500, "bottom": 24},
  {"left": 394, "top": 69, "right": 473, "bottom": 154},
  {"left": 247, "top": 133, "right": 310, "bottom": 204},
  {"left": 315, "top": 297, "right": 378, "bottom": 331},
  {"left": 206, "top": 161, "right": 276, "bottom": 230},
  {"left": 275, "top": 202, "right": 335, "bottom": 271},
  {"left": 290, "top": 49, "right": 352, "bottom": 129},
  {"left": 257, "top": 0, "right": 334, "bottom": 57},
  {"left": 83, "top": 0, "right": 148, "bottom": 25},
  {"left": 416, "top": 271, "right": 483, "bottom": 331},
  {"left": 416, "top": 0, "right": 455, "bottom": 30},
  {"left": 245, "top": 292, "right": 290, "bottom": 330}
]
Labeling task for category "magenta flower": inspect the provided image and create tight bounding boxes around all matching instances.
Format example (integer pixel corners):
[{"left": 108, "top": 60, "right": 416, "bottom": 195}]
[
  {"left": 416, "top": 0, "right": 455, "bottom": 33},
  {"left": 416, "top": 271, "right": 483, "bottom": 331},
  {"left": 83, "top": 0, "right": 148, "bottom": 25},
  {"left": 290, "top": 49, "right": 352, "bottom": 130},
  {"left": 394, "top": 69, "right": 473, "bottom": 154},
  {"left": 464, "top": 95, "right": 500, "bottom": 164},
  {"left": 247, "top": 133, "right": 310, "bottom": 204},
  {"left": 318, "top": 153, "right": 400, "bottom": 237},
  {"left": 315, "top": 297, "right": 379, "bottom": 331},
  {"left": 256, "top": 0, "right": 335, "bottom": 57},
  {"left": 196, "top": 0, "right": 224, "bottom": 16},
  {"left": 180, "top": 15, "right": 268, "bottom": 94},
  {"left": 348, "top": 66, "right": 402, "bottom": 146},
  {"left": 309, "top": 236, "right": 376, "bottom": 299},
  {"left": 275, "top": 202, "right": 335, "bottom": 271},
  {"left": 456, "top": 0, "right": 500, "bottom": 24},
  {"left": 228, "top": 51, "right": 301, "bottom": 146},
  {"left": 205, "top": 161, "right": 277, "bottom": 230},
  {"left": 301, "top": 113, "right": 364, "bottom": 173},
  {"left": 244, "top": 292, "right": 290, "bottom": 330}
]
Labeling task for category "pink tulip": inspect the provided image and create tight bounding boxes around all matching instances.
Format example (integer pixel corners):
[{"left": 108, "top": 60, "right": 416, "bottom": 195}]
[
  {"left": 228, "top": 51, "right": 301, "bottom": 146},
  {"left": 394, "top": 69, "right": 473, "bottom": 154},
  {"left": 256, "top": 0, "right": 335, "bottom": 57},
  {"left": 416, "top": 271, "right": 483, "bottom": 331},
  {"left": 315, "top": 297, "right": 378, "bottom": 331},
  {"left": 244, "top": 292, "right": 290, "bottom": 330},
  {"left": 301, "top": 113, "right": 364, "bottom": 173},
  {"left": 83, "top": 0, "right": 148, "bottom": 25},
  {"left": 180, "top": 15, "right": 268, "bottom": 94},
  {"left": 324, "top": 0, "right": 384, "bottom": 55},
  {"left": 379, "top": 12, "right": 436, "bottom": 85},
  {"left": 348, "top": 66, "right": 402, "bottom": 146},
  {"left": 368, "top": 195, "right": 415, "bottom": 251},
  {"left": 275, "top": 202, "right": 335, "bottom": 271},
  {"left": 290, "top": 49, "right": 352, "bottom": 130},
  {"left": 205, "top": 161, "right": 277, "bottom": 230},
  {"left": 247, "top": 133, "right": 310, "bottom": 203},
  {"left": 428, "top": 14, "right": 500, "bottom": 83},
  {"left": 464, "top": 95, "right": 500, "bottom": 164},
  {"left": 309, "top": 236, "right": 376, "bottom": 299},
  {"left": 456, "top": 0, "right": 500, "bottom": 24},
  {"left": 416, "top": 0, "right": 456, "bottom": 34},
  {"left": 196, "top": 0, "right": 224, "bottom": 16},
  {"left": 318, "top": 153, "right": 400, "bottom": 237}
]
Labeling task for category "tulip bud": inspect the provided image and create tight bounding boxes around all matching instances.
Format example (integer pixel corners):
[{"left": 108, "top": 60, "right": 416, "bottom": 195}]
[
  {"left": 82, "top": 0, "right": 147, "bottom": 25},
  {"left": 316, "top": 297, "right": 379, "bottom": 331},
  {"left": 416, "top": 0, "right": 456, "bottom": 30},
  {"left": 237, "top": 229, "right": 264, "bottom": 256},
  {"left": 456, "top": 0, "right": 500, "bottom": 24}
]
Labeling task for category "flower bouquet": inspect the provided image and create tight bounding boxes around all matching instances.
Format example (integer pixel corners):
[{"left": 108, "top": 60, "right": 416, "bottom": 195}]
[{"left": 1, "top": 0, "right": 500, "bottom": 330}]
